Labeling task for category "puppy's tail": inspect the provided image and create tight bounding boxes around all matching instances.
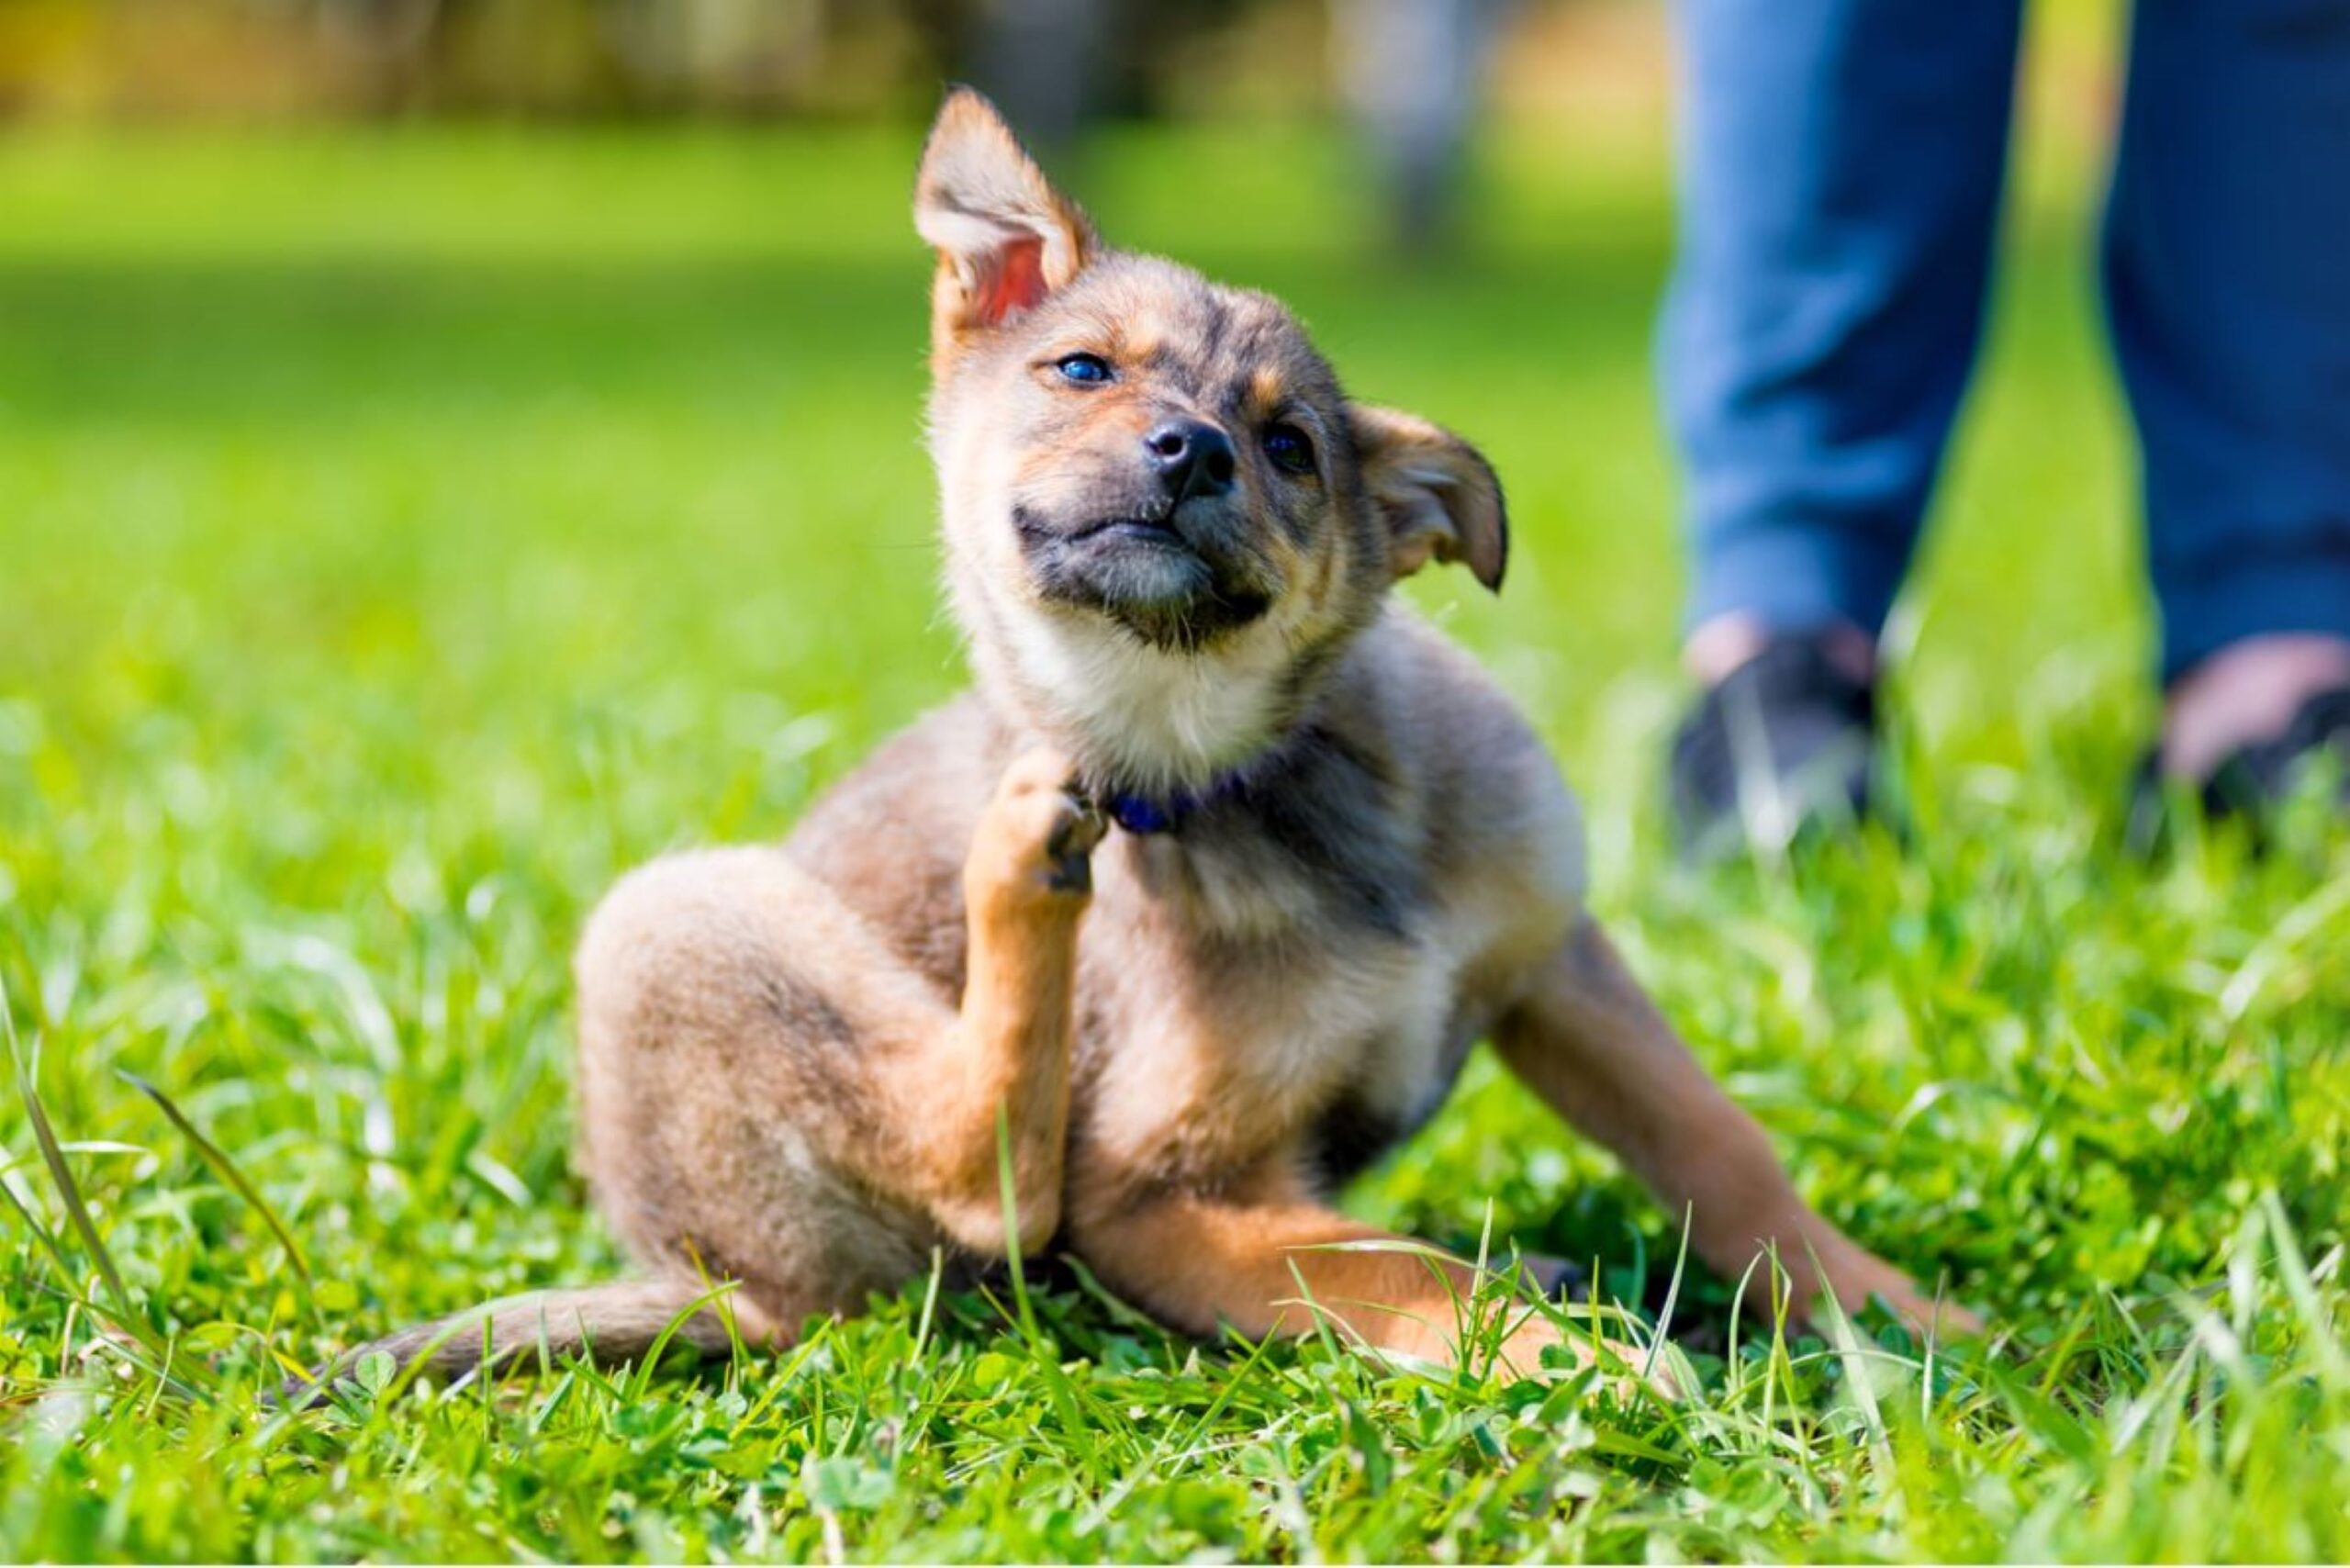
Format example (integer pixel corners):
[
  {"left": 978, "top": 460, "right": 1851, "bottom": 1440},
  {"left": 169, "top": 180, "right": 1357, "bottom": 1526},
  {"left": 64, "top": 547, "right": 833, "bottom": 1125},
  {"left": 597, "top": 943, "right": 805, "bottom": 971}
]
[{"left": 282, "top": 1279, "right": 766, "bottom": 1406}]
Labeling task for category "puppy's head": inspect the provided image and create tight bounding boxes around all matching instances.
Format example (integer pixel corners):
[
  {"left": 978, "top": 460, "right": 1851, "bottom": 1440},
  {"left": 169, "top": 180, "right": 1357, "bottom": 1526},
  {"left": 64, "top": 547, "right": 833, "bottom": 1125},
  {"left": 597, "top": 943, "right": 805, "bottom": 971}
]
[{"left": 915, "top": 88, "right": 1505, "bottom": 796}]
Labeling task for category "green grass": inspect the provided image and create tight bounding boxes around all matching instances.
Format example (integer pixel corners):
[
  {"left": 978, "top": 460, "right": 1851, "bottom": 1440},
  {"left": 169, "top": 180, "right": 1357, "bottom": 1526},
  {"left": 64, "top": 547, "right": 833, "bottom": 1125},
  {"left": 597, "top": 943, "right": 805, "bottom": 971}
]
[{"left": 3, "top": 118, "right": 2347, "bottom": 1562}]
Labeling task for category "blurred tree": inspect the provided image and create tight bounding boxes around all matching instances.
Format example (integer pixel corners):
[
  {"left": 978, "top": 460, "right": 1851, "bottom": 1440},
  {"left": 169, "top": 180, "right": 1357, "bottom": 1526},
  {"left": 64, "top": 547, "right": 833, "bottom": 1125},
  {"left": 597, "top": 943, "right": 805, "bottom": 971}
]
[
  {"left": 963, "top": 0, "right": 1106, "bottom": 153},
  {"left": 0, "top": 0, "right": 1499, "bottom": 129},
  {"left": 1332, "top": 0, "right": 1507, "bottom": 253},
  {"left": 313, "top": 0, "right": 442, "bottom": 110}
]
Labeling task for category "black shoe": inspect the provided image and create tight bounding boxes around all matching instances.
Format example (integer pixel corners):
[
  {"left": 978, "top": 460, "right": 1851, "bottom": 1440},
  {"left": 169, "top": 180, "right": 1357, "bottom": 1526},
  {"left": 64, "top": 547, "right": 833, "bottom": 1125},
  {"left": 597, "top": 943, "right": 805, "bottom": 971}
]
[
  {"left": 1669, "top": 632, "right": 1879, "bottom": 859},
  {"left": 2129, "top": 684, "right": 2350, "bottom": 848}
]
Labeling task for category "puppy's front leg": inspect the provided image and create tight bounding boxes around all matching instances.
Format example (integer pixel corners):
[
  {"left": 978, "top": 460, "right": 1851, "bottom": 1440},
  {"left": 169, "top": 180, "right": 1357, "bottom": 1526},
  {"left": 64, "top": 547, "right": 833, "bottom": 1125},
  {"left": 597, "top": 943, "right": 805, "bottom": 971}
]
[
  {"left": 905, "top": 750, "right": 1102, "bottom": 1255},
  {"left": 1494, "top": 919, "right": 1978, "bottom": 1336},
  {"left": 1070, "top": 1166, "right": 1595, "bottom": 1376}
]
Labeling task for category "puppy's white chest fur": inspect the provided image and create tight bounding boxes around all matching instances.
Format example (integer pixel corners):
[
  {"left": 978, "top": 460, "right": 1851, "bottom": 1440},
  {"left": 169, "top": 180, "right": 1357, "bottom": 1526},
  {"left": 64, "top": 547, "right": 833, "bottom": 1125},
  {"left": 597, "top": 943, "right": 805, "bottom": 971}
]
[{"left": 1007, "top": 610, "right": 1294, "bottom": 794}]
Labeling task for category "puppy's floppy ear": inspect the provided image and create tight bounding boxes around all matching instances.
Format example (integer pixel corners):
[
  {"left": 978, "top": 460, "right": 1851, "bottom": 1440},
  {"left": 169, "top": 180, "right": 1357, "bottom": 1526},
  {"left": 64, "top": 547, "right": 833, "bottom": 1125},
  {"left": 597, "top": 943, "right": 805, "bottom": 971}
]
[
  {"left": 1347, "top": 404, "right": 1508, "bottom": 592},
  {"left": 913, "top": 86, "right": 1097, "bottom": 362}
]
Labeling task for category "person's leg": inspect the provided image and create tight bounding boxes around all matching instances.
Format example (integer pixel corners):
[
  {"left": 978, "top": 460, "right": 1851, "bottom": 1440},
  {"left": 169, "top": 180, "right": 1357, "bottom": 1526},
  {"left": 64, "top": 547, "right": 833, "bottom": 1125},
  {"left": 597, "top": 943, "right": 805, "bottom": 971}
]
[
  {"left": 1662, "top": 0, "right": 2026, "bottom": 666},
  {"left": 2103, "top": 0, "right": 2350, "bottom": 783},
  {"left": 1661, "top": 0, "right": 2025, "bottom": 852}
]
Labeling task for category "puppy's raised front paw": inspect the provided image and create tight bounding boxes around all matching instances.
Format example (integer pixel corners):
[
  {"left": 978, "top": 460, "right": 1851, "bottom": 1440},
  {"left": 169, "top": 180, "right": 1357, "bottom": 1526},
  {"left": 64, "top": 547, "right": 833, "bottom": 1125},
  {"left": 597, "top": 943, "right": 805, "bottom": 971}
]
[{"left": 971, "top": 749, "right": 1109, "bottom": 905}]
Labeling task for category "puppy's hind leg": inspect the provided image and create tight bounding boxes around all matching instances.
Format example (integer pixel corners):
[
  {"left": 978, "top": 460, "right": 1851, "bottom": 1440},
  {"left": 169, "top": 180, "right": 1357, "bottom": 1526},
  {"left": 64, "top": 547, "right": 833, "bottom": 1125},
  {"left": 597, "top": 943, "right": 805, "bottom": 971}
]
[
  {"left": 305, "top": 755, "right": 1104, "bottom": 1404},
  {"left": 1067, "top": 1163, "right": 1639, "bottom": 1382},
  {"left": 576, "top": 748, "right": 1102, "bottom": 1278}
]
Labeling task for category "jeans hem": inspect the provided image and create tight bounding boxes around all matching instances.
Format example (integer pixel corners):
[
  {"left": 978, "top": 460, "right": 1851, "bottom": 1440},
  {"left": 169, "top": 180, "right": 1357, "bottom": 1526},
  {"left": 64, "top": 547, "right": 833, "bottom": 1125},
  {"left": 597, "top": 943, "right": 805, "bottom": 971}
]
[
  {"left": 2158, "top": 543, "right": 2350, "bottom": 684},
  {"left": 1684, "top": 520, "right": 1913, "bottom": 643}
]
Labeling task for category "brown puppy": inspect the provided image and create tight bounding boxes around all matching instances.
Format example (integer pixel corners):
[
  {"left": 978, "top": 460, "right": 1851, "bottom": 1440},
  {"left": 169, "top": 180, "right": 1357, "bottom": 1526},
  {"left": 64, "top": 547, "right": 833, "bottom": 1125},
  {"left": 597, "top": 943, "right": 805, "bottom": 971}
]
[{"left": 330, "top": 90, "right": 1971, "bottom": 1393}]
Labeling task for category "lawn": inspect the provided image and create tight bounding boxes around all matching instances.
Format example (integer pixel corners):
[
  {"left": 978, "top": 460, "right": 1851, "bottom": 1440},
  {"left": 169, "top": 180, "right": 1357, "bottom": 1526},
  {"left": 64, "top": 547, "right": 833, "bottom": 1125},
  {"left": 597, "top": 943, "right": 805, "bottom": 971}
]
[{"left": 2, "top": 110, "right": 2347, "bottom": 1563}]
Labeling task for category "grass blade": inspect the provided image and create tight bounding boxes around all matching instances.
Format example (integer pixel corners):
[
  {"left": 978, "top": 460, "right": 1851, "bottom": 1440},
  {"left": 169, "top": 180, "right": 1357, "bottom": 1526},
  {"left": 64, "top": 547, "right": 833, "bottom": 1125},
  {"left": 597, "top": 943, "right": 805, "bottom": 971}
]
[
  {"left": 0, "top": 1159, "right": 82, "bottom": 1293},
  {"left": 8, "top": 1014, "right": 133, "bottom": 1320},
  {"left": 121, "top": 1070, "right": 313, "bottom": 1287},
  {"left": 993, "top": 1107, "right": 1100, "bottom": 1470}
]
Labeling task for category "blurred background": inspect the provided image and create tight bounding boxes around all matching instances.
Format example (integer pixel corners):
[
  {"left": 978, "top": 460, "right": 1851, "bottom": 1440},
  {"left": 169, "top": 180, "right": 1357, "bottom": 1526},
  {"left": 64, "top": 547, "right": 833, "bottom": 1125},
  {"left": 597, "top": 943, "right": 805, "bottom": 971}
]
[
  {"left": 0, "top": 0, "right": 2125, "bottom": 248},
  {"left": 0, "top": 0, "right": 2154, "bottom": 1159},
  {"left": 0, "top": 0, "right": 2144, "bottom": 848},
  {"left": 0, "top": 0, "right": 2209, "bottom": 1461},
  {"left": 3, "top": 0, "right": 1684, "bottom": 253}
]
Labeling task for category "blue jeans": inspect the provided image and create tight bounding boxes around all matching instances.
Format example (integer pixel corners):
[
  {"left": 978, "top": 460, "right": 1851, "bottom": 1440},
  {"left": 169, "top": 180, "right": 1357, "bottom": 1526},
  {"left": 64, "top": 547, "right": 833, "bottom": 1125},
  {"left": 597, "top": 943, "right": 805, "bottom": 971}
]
[{"left": 1662, "top": 0, "right": 2350, "bottom": 682}]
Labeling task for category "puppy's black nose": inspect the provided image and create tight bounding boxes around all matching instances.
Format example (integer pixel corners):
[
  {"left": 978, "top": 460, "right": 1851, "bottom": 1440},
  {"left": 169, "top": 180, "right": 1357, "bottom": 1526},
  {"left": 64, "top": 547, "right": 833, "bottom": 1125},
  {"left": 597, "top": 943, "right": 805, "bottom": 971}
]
[{"left": 1144, "top": 420, "right": 1237, "bottom": 500}]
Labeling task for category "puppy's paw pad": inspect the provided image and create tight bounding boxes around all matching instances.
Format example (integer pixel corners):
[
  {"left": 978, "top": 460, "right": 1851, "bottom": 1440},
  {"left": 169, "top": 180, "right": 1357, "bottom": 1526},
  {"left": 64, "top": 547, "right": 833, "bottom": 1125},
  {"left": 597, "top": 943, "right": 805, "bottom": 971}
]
[
  {"left": 1045, "top": 790, "right": 1108, "bottom": 864},
  {"left": 1039, "top": 789, "right": 1108, "bottom": 894}
]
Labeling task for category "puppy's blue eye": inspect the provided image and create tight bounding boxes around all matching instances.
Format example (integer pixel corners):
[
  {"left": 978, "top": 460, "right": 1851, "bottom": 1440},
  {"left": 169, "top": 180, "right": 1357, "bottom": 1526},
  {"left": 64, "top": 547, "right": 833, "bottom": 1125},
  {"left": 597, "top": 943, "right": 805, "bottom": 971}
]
[
  {"left": 1055, "top": 353, "right": 1113, "bottom": 385},
  {"left": 1263, "top": 423, "right": 1315, "bottom": 476}
]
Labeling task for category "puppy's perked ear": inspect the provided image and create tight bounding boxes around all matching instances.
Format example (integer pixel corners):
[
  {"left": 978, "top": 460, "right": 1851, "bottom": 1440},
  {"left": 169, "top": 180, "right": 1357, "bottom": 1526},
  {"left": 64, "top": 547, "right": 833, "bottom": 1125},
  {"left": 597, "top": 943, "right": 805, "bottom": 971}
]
[
  {"left": 913, "top": 87, "right": 1098, "bottom": 363},
  {"left": 1348, "top": 405, "right": 1508, "bottom": 592}
]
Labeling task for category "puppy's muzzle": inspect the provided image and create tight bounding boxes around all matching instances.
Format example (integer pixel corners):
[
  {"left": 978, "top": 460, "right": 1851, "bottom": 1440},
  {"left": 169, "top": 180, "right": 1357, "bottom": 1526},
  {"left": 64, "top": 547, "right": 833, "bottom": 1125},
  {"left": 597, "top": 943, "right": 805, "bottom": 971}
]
[
  {"left": 1020, "top": 506, "right": 1272, "bottom": 650},
  {"left": 1013, "top": 426, "right": 1273, "bottom": 648}
]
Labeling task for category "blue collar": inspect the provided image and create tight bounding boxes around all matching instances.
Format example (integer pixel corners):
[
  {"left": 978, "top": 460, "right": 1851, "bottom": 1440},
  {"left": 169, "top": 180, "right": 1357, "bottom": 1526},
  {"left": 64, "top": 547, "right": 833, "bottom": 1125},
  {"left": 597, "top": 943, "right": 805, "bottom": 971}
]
[
  {"left": 1102, "top": 789, "right": 1193, "bottom": 834},
  {"left": 1100, "top": 769, "right": 1246, "bottom": 834}
]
